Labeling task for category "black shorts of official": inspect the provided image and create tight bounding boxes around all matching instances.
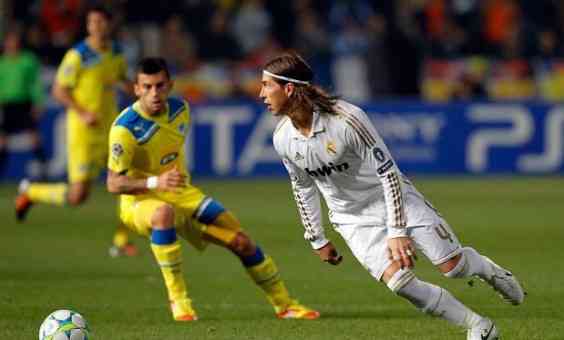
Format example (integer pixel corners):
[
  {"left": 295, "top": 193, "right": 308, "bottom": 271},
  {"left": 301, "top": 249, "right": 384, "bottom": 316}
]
[{"left": 0, "top": 101, "right": 36, "bottom": 135}]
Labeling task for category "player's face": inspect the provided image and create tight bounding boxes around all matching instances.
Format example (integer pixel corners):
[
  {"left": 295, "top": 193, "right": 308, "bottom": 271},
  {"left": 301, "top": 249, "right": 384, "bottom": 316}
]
[
  {"left": 87, "top": 12, "right": 110, "bottom": 39},
  {"left": 135, "top": 71, "right": 173, "bottom": 115},
  {"left": 259, "top": 75, "right": 289, "bottom": 116}
]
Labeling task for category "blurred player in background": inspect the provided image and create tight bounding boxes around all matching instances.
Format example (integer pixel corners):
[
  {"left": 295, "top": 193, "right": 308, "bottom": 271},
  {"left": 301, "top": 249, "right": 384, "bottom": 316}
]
[
  {"left": 262, "top": 52, "right": 524, "bottom": 340},
  {"left": 106, "top": 57, "right": 319, "bottom": 321},
  {"left": 15, "top": 6, "right": 137, "bottom": 257},
  {"left": 0, "top": 29, "right": 45, "bottom": 178}
]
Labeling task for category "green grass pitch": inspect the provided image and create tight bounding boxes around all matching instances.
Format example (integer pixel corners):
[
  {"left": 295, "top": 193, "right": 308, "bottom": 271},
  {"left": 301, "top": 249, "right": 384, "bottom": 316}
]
[{"left": 1, "top": 177, "right": 563, "bottom": 339}]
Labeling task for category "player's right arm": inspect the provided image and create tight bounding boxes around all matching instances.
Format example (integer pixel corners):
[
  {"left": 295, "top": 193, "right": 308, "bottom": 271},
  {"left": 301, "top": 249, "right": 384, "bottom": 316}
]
[
  {"left": 106, "top": 126, "right": 187, "bottom": 195},
  {"left": 274, "top": 130, "right": 341, "bottom": 264},
  {"left": 52, "top": 50, "right": 97, "bottom": 126}
]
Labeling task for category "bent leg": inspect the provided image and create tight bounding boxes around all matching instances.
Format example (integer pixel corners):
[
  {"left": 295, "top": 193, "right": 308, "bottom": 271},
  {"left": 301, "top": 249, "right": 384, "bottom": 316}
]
[
  {"left": 382, "top": 264, "right": 486, "bottom": 331},
  {"left": 134, "top": 199, "right": 195, "bottom": 321},
  {"left": 197, "top": 200, "right": 318, "bottom": 319},
  {"left": 441, "top": 247, "right": 525, "bottom": 305}
]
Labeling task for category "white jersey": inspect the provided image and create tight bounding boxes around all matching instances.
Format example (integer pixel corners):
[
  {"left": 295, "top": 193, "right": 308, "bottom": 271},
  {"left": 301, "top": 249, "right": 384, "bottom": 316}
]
[{"left": 273, "top": 100, "right": 437, "bottom": 249}]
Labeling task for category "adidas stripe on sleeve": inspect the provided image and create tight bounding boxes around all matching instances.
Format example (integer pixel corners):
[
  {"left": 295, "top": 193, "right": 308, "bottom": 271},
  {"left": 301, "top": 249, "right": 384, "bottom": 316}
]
[{"left": 341, "top": 105, "right": 407, "bottom": 238}]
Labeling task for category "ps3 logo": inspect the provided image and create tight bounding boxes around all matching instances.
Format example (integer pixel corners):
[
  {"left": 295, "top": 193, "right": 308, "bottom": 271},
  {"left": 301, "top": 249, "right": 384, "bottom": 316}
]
[
  {"left": 466, "top": 105, "right": 564, "bottom": 173},
  {"left": 160, "top": 152, "right": 179, "bottom": 165}
]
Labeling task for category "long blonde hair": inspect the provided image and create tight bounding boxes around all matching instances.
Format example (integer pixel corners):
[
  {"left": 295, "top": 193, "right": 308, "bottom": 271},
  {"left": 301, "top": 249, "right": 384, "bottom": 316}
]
[{"left": 263, "top": 52, "right": 339, "bottom": 116}]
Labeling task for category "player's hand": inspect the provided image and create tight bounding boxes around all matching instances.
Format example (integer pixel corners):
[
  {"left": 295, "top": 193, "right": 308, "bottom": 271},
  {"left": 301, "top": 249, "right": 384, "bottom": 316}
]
[
  {"left": 157, "top": 166, "right": 187, "bottom": 191},
  {"left": 387, "top": 236, "right": 417, "bottom": 269},
  {"left": 315, "top": 242, "right": 343, "bottom": 266},
  {"left": 79, "top": 110, "right": 98, "bottom": 127}
]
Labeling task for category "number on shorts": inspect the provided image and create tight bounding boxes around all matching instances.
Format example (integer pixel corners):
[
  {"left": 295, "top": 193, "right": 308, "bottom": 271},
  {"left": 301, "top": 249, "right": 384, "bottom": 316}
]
[{"left": 434, "top": 224, "right": 453, "bottom": 243}]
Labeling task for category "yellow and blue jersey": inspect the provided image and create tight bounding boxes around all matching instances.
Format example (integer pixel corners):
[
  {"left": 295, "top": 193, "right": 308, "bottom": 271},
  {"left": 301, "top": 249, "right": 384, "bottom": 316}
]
[
  {"left": 56, "top": 39, "right": 127, "bottom": 130},
  {"left": 108, "top": 97, "right": 190, "bottom": 179}
]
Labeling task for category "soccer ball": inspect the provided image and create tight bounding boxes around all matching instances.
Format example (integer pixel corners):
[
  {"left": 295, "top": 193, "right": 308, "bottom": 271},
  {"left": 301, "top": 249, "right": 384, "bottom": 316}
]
[{"left": 38, "top": 309, "right": 90, "bottom": 340}]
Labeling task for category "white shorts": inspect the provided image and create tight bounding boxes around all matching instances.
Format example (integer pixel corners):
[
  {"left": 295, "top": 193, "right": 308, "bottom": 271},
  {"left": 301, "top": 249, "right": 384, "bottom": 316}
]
[{"left": 333, "top": 216, "right": 461, "bottom": 281}]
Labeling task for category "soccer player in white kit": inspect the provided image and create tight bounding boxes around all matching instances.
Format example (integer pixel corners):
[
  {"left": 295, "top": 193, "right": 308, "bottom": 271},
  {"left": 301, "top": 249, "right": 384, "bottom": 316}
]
[{"left": 260, "top": 52, "right": 525, "bottom": 340}]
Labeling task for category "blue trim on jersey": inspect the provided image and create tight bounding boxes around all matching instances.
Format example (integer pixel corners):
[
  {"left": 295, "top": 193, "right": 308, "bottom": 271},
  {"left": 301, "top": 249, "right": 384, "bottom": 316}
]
[
  {"left": 115, "top": 107, "right": 160, "bottom": 145},
  {"left": 196, "top": 199, "right": 226, "bottom": 224},
  {"left": 168, "top": 97, "right": 185, "bottom": 122},
  {"left": 74, "top": 40, "right": 99, "bottom": 67},
  {"left": 240, "top": 246, "right": 265, "bottom": 267},
  {"left": 151, "top": 228, "right": 177, "bottom": 245}
]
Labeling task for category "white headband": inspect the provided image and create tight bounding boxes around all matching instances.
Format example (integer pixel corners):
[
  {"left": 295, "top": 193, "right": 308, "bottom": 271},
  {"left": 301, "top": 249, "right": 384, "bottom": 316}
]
[{"left": 263, "top": 70, "right": 310, "bottom": 85}]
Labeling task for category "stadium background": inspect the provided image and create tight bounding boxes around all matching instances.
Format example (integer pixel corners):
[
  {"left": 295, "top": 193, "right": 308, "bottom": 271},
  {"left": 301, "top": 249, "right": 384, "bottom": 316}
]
[{"left": 1, "top": 1, "right": 563, "bottom": 339}]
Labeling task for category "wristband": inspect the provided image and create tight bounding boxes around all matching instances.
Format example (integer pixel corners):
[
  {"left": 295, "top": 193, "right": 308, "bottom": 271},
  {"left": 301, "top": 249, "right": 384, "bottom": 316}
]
[{"left": 146, "top": 176, "right": 158, "bottom": 189}]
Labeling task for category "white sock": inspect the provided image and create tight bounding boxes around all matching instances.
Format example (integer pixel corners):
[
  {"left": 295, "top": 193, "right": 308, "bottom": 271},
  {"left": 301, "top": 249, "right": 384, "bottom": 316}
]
[
  {"left": 444, "top": 247, "right": 493, "bottom": 280},
  {"left": 395, "top": 275, "right": 482, "bottom": 329}
]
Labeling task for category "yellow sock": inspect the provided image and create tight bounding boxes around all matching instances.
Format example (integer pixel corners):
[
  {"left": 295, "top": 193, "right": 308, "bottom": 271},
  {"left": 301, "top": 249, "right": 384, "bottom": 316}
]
[
  {"left": 27, "top": 183, "right": 67, "bottom": 206},
  {"left": 150, "top": 230, "right": 189, "bottom": 302},
  {"left": 113, "top": 224, "right": 130, "bottom": 248},
  {"left": 246, "top": 256, "right": 293, "bottom": 312}
]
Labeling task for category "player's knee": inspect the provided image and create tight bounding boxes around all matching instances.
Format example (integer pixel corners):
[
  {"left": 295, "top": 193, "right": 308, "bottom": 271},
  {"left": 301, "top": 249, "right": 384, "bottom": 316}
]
[
  {"left": 67, "top": 184, "right": 90, "bottom": 206},
  {"left": 442, "top": 252, "right": 467, "bottom": 278},
  {"left": 229, "top": 232, "right": 255, "bottom": 257},
  {"left": 151, "top": 204, "right": 175, "bottom": 227}
]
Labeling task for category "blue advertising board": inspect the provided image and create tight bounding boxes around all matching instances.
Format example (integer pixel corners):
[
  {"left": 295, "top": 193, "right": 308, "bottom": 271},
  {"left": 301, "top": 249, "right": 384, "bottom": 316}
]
[{"left": 2, "top": 100, "right": 563, "bottom": 181}]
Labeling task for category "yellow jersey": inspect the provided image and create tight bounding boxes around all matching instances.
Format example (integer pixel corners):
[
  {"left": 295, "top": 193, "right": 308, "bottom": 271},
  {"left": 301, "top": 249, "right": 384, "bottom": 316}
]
[
  {"left": 55, "top": 40, "right": 127, "bottom": 131},
  {"left": 108, "top": 97, "right": 191, "bottom": 180}
]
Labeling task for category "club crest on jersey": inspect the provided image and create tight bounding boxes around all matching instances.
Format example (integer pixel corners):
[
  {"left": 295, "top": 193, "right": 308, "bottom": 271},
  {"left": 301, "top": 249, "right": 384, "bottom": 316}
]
[
  {"left": 160, "top": 152, "right": 179, "bottom": 165},
  {"left": 326, "top": 141, "right": 337, "bottom": 155},
  {"left": 294, "top": 152, "right": 304, "bottom": 161}
]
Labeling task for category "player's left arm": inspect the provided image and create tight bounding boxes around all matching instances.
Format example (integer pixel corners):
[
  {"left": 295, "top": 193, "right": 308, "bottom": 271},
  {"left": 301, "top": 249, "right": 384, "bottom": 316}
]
[
  {"left": 106, "top": 126, "right": 148, "bottom": 194},
  {"left": 344, "top": 107, "right": 416, "bottom": 268}
]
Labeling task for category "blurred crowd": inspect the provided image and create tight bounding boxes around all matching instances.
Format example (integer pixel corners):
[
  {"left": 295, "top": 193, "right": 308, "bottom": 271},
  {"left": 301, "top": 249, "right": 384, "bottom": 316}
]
[{"left": 3, "top": 0, "right": 564, "bottom": 102}]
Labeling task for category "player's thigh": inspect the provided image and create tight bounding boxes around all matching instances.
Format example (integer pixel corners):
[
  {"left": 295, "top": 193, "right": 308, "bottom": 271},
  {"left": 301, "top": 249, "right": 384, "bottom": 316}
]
[
  {"left": 409, "top": 219, "right": 461, "bottom": 266},
  {"left": 334, "top": 223, "right": 390, "bottom": 281},
  {"left": 121, "top": 198, "right": 185, "bottom": 237},
  {"left": 194, "top": 197, "right": 242, "bottom": 246}
]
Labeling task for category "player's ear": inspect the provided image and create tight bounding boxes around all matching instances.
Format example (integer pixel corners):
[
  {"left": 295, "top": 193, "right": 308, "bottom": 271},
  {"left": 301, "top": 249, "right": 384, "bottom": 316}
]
[
  {"left": 284, "top": 83, "right": 294, "bottom": 98},
  {"left": 133, "top": 82, "right": 142, "bottom": 97},
  {"left": 168, "top": 79, "right": 174, "bottom": 92}
]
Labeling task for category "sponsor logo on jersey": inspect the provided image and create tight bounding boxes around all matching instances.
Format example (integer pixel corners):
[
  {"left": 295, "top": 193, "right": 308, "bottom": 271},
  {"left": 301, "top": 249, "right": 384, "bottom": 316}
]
[
  {"left": 326, "top": 141, "right": 337, "bottom": 155},
  {"left": 160, "top": 152, "right": 179, "bottom": 165},
  {"left": 305, "top": 162, "right": 349, "bottom": 177}
]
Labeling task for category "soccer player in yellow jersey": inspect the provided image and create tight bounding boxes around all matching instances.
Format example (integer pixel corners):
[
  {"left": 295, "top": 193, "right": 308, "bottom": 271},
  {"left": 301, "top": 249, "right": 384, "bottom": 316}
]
[
  {"left": 105, "top": 57, "right": 319, "bottom": 321},
  {"left": 15, "top": 6, "right": 137, "bottom": 256}
]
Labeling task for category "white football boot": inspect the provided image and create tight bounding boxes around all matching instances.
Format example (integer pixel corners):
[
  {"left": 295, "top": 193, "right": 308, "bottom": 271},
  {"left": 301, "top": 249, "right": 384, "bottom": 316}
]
[
  {"left": 482, "top": 256, "right": 525, "bottom": 305},
  {"left": 467, "top": 318, "right": 499, "bottom": 340}
]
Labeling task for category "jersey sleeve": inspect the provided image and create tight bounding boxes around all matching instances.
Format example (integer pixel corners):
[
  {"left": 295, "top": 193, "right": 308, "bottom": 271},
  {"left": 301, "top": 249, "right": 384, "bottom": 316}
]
[
  {"left": 274, "top": 134, "right": 328, "bottom": 249},
  {"left": 55, "top": 50, "right": 81, "bottom": 88},
  {"left": 108, "top": 125, "right": 137, "bottom": 174},
  {"left": 343, "top": 107, "right": 407, "bottom": 238}
]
